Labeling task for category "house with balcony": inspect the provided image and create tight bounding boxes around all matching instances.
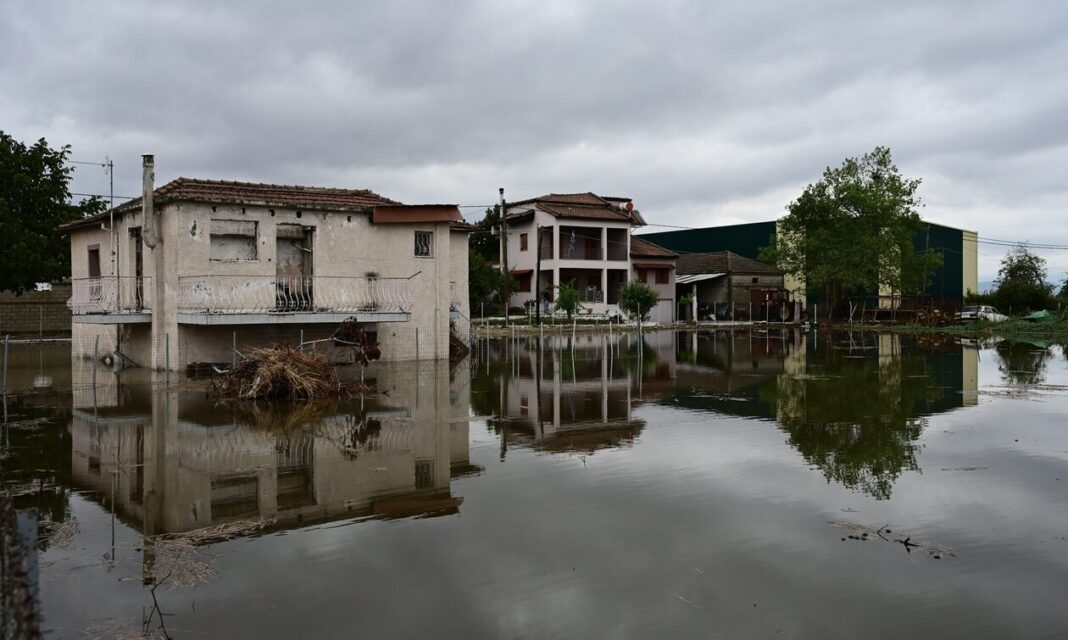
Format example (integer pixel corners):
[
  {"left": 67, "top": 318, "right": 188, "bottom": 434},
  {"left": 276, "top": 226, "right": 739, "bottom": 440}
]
[
  {"left": 62, "top": 155, "right": 470, "bottom": 370},
  {"left": 501, "top": 193, "right": 677, "bottom": 323}
]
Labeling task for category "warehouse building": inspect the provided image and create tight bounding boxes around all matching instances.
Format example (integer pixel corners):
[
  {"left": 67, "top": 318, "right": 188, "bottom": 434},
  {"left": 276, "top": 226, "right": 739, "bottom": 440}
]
[{"left": 642, "top": 219, "right": 978, "bottom": 307}]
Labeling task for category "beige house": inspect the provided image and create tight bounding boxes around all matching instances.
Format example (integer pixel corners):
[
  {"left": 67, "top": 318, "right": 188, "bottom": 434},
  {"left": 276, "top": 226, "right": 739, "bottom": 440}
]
[
  {"left": 63, "top": 156, "right": 470, "bottom": 370},
  {"left": 500, "top": 193, "right": 677, "bottom": 323}
]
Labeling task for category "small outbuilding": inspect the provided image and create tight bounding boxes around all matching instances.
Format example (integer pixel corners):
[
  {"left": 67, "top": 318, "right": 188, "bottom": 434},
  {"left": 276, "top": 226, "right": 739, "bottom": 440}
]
[{"left": 675, "top": 251, "right": 791, "bottom": 322}]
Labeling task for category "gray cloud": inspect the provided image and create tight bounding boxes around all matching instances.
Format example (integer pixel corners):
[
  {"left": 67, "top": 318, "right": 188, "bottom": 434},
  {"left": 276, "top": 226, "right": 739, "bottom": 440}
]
[{"left": 2, "top": 0, "right": 1066, "bottom": 279}]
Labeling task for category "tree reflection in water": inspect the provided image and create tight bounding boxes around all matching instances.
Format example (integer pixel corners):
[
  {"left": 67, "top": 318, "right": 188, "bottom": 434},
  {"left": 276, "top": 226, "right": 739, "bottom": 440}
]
[{"left": 996, "top": 341, "right": 1050, "bottom": 385}]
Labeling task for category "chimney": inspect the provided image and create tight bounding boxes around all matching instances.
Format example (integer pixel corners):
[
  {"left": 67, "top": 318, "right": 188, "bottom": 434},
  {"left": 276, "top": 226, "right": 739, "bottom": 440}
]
[{"left": 141, "top": 154, "right": 159, "bottom": 248}]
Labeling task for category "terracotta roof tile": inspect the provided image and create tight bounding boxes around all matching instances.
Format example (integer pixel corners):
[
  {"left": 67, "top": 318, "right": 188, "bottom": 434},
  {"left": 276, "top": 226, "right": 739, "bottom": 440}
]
[
  {"left": 676, "top": 251, "right": 781, "bottom": 276},
  {"left": 62, "top": 177, "right": 400, "bottom": 230},
  {"left": 629, "top": 236, "right": 677, "bottom": 258}
]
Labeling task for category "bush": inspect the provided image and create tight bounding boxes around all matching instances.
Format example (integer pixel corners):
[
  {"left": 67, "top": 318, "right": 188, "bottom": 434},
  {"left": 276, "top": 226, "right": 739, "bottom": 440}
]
[
  {"left": 619, "top": 281, "right": 659, "bottom": 321},
  {"left": 554, "top": 283, "right": 580, "bottom": 318}
]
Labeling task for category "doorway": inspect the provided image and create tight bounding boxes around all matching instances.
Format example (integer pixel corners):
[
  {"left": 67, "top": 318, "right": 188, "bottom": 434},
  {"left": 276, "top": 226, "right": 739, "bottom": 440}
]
[
  {"left": 130, "top": 228, "right": 144, "bottom": 310},
  {"left": 276, "top": 225, "right": 313, "bottom": 310}
]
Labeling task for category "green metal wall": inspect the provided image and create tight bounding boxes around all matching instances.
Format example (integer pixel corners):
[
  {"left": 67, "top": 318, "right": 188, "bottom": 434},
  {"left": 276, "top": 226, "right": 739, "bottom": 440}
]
[
  {"left": 644, "top": 219, "right": 968, "bottom": 302},
  {"left": 642, "top": 221, "right": 778, "bottom": 259},
  {"left": 915, "top": 223, "right": 964, "bottom": 300}
]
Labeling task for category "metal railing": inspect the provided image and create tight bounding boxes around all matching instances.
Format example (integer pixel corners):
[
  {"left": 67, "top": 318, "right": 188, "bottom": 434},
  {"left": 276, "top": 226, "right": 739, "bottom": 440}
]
[
  {"left": 577, "top": 289, "right": 605, "bottom": 303},
  {"left": 68, "top": 276, "right": 151, "bottom": 314},
  {"left": 176, "top": 275, "right": 413, "bottom": 314}
]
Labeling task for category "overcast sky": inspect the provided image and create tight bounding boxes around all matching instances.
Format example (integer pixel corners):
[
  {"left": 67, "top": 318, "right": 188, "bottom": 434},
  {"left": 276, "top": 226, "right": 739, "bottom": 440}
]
[{"left": 2, "top": 1, "right": 1065, "bottom": 280}]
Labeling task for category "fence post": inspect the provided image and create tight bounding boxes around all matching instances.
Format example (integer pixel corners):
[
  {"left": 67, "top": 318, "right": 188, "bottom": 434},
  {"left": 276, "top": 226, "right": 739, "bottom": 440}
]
[
  {"left": 92, "top": 335, "right": 99, "bottom": 390},
  {"left": 2, "top": 335, "right": 8, "bottom": 401},
  {"left": 415, "top": 327, "right": 420, "bottom": 361}
]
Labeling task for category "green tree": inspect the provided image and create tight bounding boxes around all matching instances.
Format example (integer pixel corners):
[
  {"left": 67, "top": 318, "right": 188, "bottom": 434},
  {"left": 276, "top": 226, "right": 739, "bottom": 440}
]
[
  {"left": 618, "top": 281, "right": 659, "bottom": 321},
  {"left": 470, "top": 205, "right": 501, "bottom": 262},
  {"left": 468, "top": 252, "right": 514, "bottom": 316},
  {"left": 992, "top": 244, "right": 1054, "bottom": 314},
  {"left": 0, "top": 131, "right": 105, "bottom": 292},
  {"left": 554, "top": 282, "right": 579, "bottom": 318},
  {"left": 467, "top": 205, "right": 515, "bottom": 315},
  {"left": 759, "top": 146, "right": 941, "bottom": 319}
]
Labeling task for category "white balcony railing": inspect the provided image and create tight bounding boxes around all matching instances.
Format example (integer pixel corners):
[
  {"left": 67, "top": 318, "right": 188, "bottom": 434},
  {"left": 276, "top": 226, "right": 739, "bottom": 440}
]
[
  {"left": 68, "top": 277, "right": 151, "bottom": 315},
  {"left": 176, "top": 275, "right": 413, "bottom": 315}
]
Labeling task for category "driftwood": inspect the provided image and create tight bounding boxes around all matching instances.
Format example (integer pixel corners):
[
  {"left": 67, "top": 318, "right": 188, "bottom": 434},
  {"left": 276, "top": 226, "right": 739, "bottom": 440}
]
[{"left": 213, "top": 345, "right": 371, "bottom": 400}]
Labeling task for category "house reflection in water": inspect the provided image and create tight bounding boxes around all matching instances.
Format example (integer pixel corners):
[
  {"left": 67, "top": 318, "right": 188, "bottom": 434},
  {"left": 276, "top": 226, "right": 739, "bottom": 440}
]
[
  {"left": 475, "top": 328, "right": 980, "bottom": 499},
  {"left": 67, "top": 360, "right": 473, "bottom": 537},
  {"left": 474, "top": 333, "right": 650, "bottom": 457}
]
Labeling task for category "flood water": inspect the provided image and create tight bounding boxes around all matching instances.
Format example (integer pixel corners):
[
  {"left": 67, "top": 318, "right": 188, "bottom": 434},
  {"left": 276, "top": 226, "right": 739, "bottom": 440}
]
[{"left": 3, "top": 329, "right": 1068, "bottom": 638}]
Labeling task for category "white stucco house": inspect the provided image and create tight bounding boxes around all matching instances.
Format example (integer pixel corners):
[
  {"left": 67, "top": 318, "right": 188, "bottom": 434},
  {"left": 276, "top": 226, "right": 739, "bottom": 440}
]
[
  {"left": 500, "top": 192, "right": 677, "bottom": 323},
  {"left": 62, "top": 155, "right": 470, "bottom": 370}
]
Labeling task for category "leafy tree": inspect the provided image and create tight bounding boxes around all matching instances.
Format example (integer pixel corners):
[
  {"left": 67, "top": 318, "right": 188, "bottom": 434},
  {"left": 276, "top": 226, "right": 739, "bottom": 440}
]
[
  {"left": 992, "top": 244, "right": 1054, "bottom": 313},
  {"left": 468, "top": 252, "right": 514, "bottom": 316},
  {"left": 554, "top": 282, "right": 579, "bottom": 318},
  {"left": 470, "top": 205, "right": 501, "bottom": 262},
  {"left": 467, "top": 205, "right": 516, "bottom": 314},
  {"left": 618, "top": 281, "right": 659, "bottom": 321},
  {"left": 0, "top": 131, "right": 105, "bottom": 292},
  {"left": 759, "top": 146, "right": 941, "bottom": 319}
]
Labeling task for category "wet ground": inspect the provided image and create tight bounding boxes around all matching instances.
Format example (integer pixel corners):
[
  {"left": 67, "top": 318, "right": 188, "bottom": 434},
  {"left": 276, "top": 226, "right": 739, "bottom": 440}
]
[{"left": 2, "top": 329, "right": 1068, "bottom": 638}]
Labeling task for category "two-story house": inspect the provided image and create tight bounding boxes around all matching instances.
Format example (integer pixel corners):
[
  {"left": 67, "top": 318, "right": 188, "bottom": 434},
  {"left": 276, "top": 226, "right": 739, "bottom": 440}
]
[
  {"left": 62, "top": 155, "right": 470, "bottom": 371},
  {"left": 500, "top": 193, "right": 676, "bottom": 323}
]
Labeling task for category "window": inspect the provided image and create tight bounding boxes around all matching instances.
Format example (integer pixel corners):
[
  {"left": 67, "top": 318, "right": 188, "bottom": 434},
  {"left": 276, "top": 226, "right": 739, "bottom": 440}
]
[
  {"left": 210, "top": 220, "right": 258, "bottom": 261},
  {"left": 752, "top": 277, "right": 759, "bottom": 284},
  {"left": 656, "top": 269, "right": 668, "bottom": 284},
  {"left": 520, "top": 233, "right": 528, "bottom": 251},
  {"left": 637, "top": 269, "right": 647, "bottom": 283},
  {"left": 518, "top": 273, "right": 532, "bottom": 292},
  {"left": 87, "top": 245, "right": 101, "bottom": 277},
  {"left": 415, "top": 230, "right": 433, "bottom": 257}
]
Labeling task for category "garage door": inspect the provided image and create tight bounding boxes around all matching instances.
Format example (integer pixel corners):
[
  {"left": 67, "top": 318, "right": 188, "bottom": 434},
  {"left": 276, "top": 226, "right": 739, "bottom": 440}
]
[{"left": 650, "top": 299, "right": 674, "bottom": 324}]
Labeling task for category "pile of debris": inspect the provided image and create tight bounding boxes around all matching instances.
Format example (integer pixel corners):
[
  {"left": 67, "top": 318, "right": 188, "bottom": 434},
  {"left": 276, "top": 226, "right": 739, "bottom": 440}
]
[{"left": 214, "top": 345, "right": 371, "bottom": 400}]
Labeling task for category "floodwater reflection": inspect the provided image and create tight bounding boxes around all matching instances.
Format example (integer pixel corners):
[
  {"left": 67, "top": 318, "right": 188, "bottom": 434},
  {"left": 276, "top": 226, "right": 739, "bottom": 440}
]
[
  {"left": 473, "top": 329, "right": 979, "bottom": 499},
  {"left": 64, "top": 359, "right": 472, "bottom": 537},
  {"left": 6, "top": 332, "right": 1068, "bottom": 638}
]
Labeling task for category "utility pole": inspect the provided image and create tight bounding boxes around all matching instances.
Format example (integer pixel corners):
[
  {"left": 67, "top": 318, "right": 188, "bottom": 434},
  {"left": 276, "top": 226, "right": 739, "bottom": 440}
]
[
  {"left": 106, "top": 158, "right": 117, "bottom": 301},
  {"left": 499, "top": 187, "right": 509, "bottom": 323},
  {"left": 535, "top": 223, "right": 542, "bottom": 325}
]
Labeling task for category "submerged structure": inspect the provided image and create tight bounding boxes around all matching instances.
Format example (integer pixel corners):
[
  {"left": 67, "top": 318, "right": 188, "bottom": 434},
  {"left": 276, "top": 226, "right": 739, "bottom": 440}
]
[{"left": 62, "top": 155, "right": 471, "bottom": 370}]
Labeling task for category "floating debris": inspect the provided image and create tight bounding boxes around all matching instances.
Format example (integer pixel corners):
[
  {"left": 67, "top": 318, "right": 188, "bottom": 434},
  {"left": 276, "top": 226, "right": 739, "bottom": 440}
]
[
  {"left": 213, "top": 346, "right": 371, "bottom": 400},
  {"left": 830, "top": 521, "right": 956, "bottom": 559}
]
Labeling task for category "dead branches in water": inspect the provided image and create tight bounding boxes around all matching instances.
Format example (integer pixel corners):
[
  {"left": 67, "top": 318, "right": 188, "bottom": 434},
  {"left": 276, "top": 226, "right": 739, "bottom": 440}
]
[{"left": 213, "top": 345, "right": 371, "bottom": 400}]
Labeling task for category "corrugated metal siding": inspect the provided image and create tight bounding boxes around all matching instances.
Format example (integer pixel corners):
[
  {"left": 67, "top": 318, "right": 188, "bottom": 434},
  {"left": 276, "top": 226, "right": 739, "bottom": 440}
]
[
  {"left": 642, "top": 221, "right": 778, "bottom": 259},
  {"left": 915, "top": 223, "right": 964, "bottom": 300}
]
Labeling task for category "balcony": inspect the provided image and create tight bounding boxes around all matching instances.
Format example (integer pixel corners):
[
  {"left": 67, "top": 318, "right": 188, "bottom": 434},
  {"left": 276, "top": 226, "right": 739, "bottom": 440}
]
[
  {"left": 176, "top": 275, "right": 413, "bottom": 325},
  {"left": 68, "top": 277, "right": 152, "bottom": 324}
]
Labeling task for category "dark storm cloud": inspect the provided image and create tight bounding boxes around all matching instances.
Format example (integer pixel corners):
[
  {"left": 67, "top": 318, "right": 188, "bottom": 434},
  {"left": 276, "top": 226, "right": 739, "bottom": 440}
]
[{"left": 2, "top": 0, "right": 1066, "bottom": 278}]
